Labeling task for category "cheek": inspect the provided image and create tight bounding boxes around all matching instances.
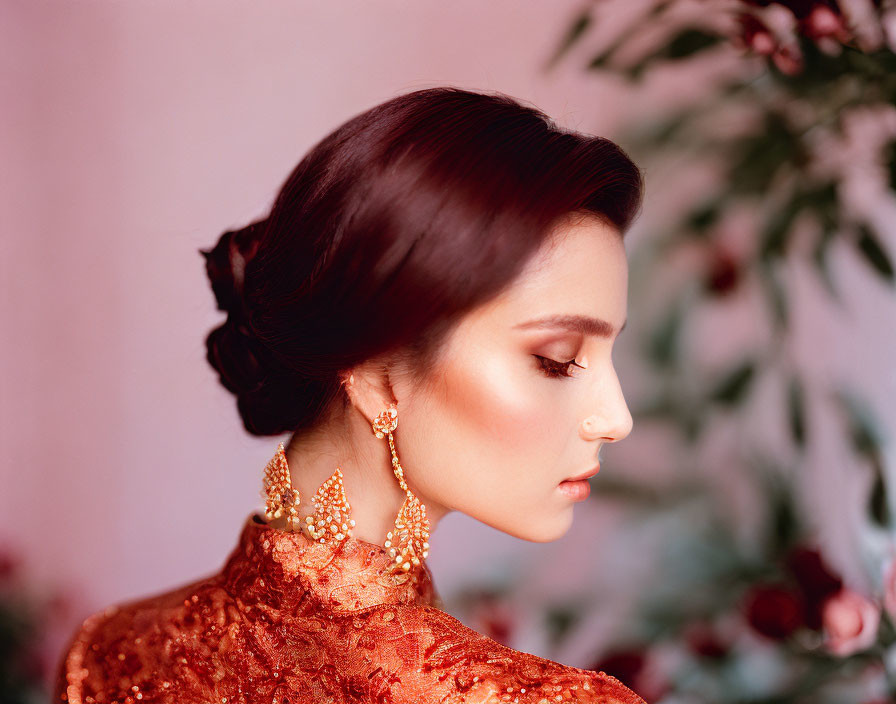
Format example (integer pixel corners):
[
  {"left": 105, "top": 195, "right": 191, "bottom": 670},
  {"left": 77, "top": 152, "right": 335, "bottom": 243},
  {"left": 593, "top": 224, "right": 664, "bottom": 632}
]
[
  {"left": 398, "top": 346, "right": 579, "bottom": 537},
  {"left": 434, "top": 350, "right": 565, "bottom": 464}
]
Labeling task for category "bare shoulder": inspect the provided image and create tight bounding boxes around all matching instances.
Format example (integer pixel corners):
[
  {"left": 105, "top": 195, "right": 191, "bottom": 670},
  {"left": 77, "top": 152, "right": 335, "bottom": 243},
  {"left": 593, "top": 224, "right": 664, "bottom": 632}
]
[{"left": 356, "top": 602, "right": 649, "bottom": 704}]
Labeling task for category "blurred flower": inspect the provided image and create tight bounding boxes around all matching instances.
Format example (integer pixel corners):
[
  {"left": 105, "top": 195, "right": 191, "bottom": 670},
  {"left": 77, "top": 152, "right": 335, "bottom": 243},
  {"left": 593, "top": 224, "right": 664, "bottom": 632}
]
[
  {"left": 589, "top": 648, "right": 670, "bottom": 703},
  {"left": 772, "top": 42, "right": 804, "bottom": 74},
  {"left": 0, "top": 547, "right": 21, "bottom": 585},
  {"left": 736, "top": 0, "right": 854, "bottom": 73},
  {"left": 683, "top": 620, "right": 730, "bottom": 659},
  {"left": 821, "top": 588, "right": 881, "bottom": 657},
  {"left": 735, "top": 10, "right": 805, "bottom": 73},
  {"left": 785, "top": 545, "right": 844, "bottom": 629},
  {"left": 737, "top": 13, "right": 779, "bottom": 55},
  {"left": 468, "top": 590, "right": 515, "bottom": 645},
  {"left": 743, "top": 584, "right": 806, "bottom": 639},
  {"left": 741, "top": 0, "right": 841, "bottom": 21},
  {"left": 800, "top": 4, "right": 851, "bottom": 42},
  {"left": 704, "top": 244, "right": 743, "bottom": 296},
  {"left": 885, "top": 11, "right": 896, "bottom": 53},
  {"left": 591, "top": 649, "right": 645, "bottom": 685}
]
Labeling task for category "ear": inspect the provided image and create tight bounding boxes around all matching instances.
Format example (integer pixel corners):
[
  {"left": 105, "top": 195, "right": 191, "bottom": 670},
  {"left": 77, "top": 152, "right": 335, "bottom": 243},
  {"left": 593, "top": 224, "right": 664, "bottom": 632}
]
[{"left": 340, "top": 357, "right": 396, "bottom": 426}]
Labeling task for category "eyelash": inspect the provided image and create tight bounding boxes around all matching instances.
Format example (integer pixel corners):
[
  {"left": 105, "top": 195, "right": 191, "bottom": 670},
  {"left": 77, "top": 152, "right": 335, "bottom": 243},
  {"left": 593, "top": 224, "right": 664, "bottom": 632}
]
[{"left": 533, "top": 355, "right": 585, "bottom": 379}]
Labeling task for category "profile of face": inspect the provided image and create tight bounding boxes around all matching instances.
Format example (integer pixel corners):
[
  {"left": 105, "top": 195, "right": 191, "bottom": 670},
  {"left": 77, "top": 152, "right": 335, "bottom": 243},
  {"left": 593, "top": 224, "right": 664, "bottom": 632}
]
[{"left": 392, "top": 211, "right": 633, "bottom": 542}]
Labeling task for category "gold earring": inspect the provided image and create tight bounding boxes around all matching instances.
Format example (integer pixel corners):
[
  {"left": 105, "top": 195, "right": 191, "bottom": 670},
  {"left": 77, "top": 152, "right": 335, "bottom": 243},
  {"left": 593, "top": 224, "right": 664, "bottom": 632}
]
[
  {"left": 372, "top": 402, "right": 431, "bottom": 573},
  {"left": 262, "top": 443, "right": 356, "bottom": 545},
  {"left": 262, "top": 442, "right": 300, "bottom": 531},
  {"left": 301, "top": 466, "right": 356, "bottom": 545}
]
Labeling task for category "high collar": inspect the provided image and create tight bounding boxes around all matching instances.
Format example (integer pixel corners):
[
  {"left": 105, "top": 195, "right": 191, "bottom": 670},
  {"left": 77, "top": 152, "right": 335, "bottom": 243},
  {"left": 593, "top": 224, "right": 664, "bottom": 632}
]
[{"left": 221, "top": 512, "right": 442, "bottom": 613}]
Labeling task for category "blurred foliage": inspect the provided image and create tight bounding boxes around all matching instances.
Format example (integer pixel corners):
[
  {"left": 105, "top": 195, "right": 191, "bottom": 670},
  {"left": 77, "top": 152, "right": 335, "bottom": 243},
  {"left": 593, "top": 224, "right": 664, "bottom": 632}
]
[
  {"left": 459, "top": 2, "right": 896, "bottom": 703},
  {"left": 0, "top": 549, "right": 61, "bottom": 704}
]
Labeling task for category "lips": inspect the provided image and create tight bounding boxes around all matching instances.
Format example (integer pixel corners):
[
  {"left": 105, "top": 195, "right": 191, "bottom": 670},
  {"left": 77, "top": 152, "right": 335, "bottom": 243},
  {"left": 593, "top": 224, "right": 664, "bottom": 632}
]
[{"left": 563, "top": 464, "right": 600, "bottom": 483}]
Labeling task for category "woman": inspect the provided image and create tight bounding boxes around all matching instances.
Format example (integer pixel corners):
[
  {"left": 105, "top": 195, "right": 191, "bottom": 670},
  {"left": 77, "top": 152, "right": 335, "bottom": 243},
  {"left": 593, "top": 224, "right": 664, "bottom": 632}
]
[{"left": 55, "top": 87, "right": 646, "bottom": 704}]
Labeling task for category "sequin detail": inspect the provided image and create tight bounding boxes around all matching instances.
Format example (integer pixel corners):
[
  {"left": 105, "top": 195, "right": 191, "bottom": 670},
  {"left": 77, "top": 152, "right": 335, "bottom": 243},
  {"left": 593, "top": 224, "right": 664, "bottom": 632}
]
[{"left": 54, "top": 512, "right": 647, "bottom": 704}]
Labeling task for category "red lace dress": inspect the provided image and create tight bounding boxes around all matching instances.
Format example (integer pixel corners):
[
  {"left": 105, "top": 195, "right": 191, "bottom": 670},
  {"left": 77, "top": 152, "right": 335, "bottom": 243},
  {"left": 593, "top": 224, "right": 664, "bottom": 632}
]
[{"left": 54, "top": 512, "right": 647, "bottom": 704}]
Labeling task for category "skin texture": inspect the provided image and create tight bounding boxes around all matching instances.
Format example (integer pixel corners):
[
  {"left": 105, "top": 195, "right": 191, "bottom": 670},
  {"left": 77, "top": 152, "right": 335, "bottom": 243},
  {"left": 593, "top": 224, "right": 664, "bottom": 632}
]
[{"left": 280, "top": 211, "right": 633, "bottom": 546}]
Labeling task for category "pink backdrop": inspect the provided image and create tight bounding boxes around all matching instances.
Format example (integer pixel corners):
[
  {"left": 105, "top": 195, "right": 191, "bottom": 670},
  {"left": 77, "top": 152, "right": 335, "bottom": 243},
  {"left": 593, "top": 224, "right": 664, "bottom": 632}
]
[{"left": 3, "top": 0, "right": 895, "bottom": 689}]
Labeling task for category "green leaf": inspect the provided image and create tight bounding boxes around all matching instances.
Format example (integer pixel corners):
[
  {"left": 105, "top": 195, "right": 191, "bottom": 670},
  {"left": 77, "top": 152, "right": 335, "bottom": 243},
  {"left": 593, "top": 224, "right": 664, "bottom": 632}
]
[
  {"left": 869, "top": 466, "right": 891, "bottom": 529},
  {"left": 886, "top": 138, "right": 896, "bottom": 193},
  {"left": 770, "top": 478, "right": 801, "bottom": 552},
  {"left": 546, "top": 9, "right": 591, "bottom": 70},
  {"left": 788, "top": 375, "right": 806, "bottom": 450},
  {"left": 803, "top": 182, "right": 838, "bottom": 213},
  {"left": 647, "top": 0, "right": 675, "bottom": 18},
  {"left": 545, "top": 605, "right": 580, "bottom": 647},
  {"left": 759, "top": 201, "right": 800, "bottom": 261},
  {"left": 646, "top": 302, "right": 684, "bottom": 369},
  {"left": 682, "top": 409, "right": 704, "bottom": 444},
  {"left": 834, "top": 388, "right": 887, "bottom": 460},
  {"left": 757, "top": 260, "right": 789, "bottom": 332},
  {"left": 728, "top": 113, "right": 802, "bottom": 196},
  {"left": 686, "top": 197, "right": 723, "bottom": 234},
  {"left": 588, "top": 46, "right": 617, "bottom": 71},
  {"left": 661, "top": 28, "right": 723, "bottom": 60},
  {"left": 633, "top": 393, "right": 677, "bottom": 420},
  {"left": 590, "top": 475, "right": 708, "bottom": 508},
  {"left": 611, "top": 26, "right": 724, "bottom": 80},
  {"left": 641, "top": 112, "right": 690, "bottom": 145},
  {"left": 747, "top": 458, "right": 806, "bottom": 554},
  {"left": 855, "top": 223, "right": 895, "bottom": 285},
  {"left": 833, "top": 389, "right": 891, "bottom": 528},
  {"left": 811, "top": 224, "right": 840, "bottom": 302},
  {"left": 709, "top": 360, "right": 756, "bottom": 406}
]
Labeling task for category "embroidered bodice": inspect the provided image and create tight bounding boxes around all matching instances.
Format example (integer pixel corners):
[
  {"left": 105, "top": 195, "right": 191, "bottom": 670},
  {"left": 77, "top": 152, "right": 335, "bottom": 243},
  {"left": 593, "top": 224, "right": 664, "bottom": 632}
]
[{"left": 54, "top": 512, "right": 647, "bottom": 704}]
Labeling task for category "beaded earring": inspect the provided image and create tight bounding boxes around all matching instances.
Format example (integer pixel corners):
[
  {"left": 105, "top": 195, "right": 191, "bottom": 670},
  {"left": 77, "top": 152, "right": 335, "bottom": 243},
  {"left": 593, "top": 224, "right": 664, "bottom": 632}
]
[
  {"left": 371, "top": 403, "right": 431, "bottom": 573},
  {"left": 301, "top": 466, "right": 356, "bottom": 544},
  {"left": 262, "top": 442, "right": 301, "bottom": 531},
  {"left": 260, "top": 401, "right": 432, "bottom": 573},
  {"left": 261, "top": 442, "right": 355, "bottom": 546}
]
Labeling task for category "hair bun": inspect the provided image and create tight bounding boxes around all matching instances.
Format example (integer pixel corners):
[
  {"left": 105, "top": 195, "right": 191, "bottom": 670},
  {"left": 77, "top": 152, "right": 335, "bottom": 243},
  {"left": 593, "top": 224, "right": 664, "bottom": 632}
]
[
  {"left": 200, "top": 219, "right": 265, "bottom": 319},
  {"left": 201, "top": 219, "right": 273, "bottom": 412}
]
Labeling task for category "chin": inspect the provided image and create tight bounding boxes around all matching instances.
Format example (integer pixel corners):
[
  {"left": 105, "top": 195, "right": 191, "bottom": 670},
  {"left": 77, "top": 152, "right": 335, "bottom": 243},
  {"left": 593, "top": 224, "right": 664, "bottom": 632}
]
[{"left": 501, "top": 509, "right": 574, "bottom": 543}]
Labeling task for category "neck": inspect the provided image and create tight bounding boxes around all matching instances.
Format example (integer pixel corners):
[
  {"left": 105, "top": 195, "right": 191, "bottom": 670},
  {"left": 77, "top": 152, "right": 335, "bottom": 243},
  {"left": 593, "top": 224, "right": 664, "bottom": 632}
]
[{"left": 279, "top": 404, "right": 449, "bottom": 549}]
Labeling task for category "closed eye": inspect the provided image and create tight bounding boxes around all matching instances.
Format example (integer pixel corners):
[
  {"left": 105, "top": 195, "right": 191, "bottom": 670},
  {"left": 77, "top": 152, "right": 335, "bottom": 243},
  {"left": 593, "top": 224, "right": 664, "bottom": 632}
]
[{"left": 533, "top": 355, "right": 585, "bottom": 379}]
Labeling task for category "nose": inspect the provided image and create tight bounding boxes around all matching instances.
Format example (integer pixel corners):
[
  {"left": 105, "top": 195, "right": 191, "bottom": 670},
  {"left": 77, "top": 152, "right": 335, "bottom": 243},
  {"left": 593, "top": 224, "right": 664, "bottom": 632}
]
[{"left": 579, "top": 368, "right": 633, "bottom": 443}]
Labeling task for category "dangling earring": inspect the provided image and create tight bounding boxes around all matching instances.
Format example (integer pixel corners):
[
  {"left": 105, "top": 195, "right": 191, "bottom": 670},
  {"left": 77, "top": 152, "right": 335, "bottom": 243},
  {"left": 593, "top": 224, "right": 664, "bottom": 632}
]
[
  {"left": 262, "top": 442, "right": 301, "bottom": 531},
  {"left": 301, "top": 466, "right": 356, "bottom": 545},
  {"left": 372, "top": 402, "right": 431, "bottom": 573},
  {"left": 261, "top": 442, "right": 356, "bottom": 546}
]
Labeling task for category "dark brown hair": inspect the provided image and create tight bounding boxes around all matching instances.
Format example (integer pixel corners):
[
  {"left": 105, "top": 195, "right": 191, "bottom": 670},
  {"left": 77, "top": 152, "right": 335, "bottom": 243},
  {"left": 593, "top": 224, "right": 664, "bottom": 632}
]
[{"left": 201, "top": 87, "right": 644, "bottom": 436}]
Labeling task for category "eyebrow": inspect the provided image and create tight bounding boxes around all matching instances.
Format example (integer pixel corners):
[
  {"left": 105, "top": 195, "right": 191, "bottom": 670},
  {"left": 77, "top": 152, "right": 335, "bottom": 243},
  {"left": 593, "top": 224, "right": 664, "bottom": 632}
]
[{"left": 513, "top": 314, "right": 627, "bottom": 338}]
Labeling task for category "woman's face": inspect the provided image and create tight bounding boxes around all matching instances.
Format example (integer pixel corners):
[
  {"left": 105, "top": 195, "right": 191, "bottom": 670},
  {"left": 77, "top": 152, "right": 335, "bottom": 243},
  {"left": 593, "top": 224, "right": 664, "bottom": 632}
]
[{"left": 395, "top": 212, "right": 633, "bottom": 542}]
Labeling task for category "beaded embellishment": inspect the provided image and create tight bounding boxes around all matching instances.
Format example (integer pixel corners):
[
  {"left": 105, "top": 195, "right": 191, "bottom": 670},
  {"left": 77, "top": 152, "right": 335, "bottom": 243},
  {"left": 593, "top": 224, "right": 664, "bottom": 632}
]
[
  {"left": 260, "top": 404, "right": 431, "bottom": 574},
  {"left": 372, "top": 404, "right": 431, "bottom": 574},
  {"left": 262, "top": 442, "right": 300, "bottom": 531},
  {"left": 300, "top": 466, "right": 356, "bottom": 545}
]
